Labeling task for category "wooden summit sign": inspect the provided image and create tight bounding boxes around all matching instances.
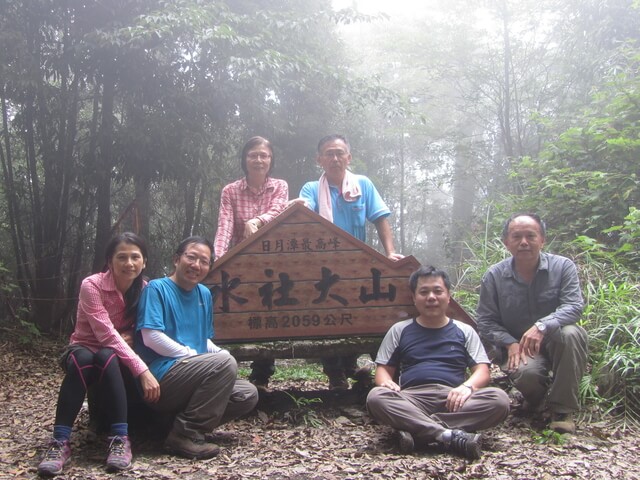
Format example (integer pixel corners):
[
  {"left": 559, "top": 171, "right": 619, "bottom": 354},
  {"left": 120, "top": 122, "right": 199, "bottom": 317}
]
[{"left": 205, "top": 202, "right": 473, "bottom": 343}]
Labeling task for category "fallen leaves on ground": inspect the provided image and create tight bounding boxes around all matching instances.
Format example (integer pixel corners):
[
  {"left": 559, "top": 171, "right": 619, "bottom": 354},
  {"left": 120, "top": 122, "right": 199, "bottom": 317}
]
[{"left": 1, "top": 338, "right": 639, "bottom": 479}]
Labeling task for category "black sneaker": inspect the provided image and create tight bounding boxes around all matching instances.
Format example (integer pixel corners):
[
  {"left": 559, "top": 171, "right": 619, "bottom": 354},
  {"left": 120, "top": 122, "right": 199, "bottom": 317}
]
[{"left": 446, "top": 429, "right": 482, "bottom": 460}]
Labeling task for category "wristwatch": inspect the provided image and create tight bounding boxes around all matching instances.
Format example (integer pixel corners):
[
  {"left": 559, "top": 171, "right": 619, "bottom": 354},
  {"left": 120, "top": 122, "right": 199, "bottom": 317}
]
[{"left": 534, "top": 321, "right": 547, "bottom": 333}]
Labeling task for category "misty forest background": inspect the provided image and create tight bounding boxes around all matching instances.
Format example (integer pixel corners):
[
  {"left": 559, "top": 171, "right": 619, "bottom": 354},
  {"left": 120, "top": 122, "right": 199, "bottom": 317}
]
[{"left": 1, "top": 0, "right": 639, "bottom": 425}]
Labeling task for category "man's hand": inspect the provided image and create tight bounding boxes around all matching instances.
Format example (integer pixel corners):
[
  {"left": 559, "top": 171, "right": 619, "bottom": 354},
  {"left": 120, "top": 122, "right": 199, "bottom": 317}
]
[
  {"left": 287, "top": 198, "right": 308, "bottom": 208},
  {"left": 506, "top": 342, "right": 529, "bottom": 372},
  {"left": 139, "top": 370, "right": 161, "bottom": 403},
  {"left": 378, "top": 379, "right": 401, "bottom": 391},
  {"left": 446, "top": 384, "right": 473, "bottom": 412},
  {"left": 520, "top": 325, "right": 545, "bottom": 358},
  {"left": 243, "top": 218, "right": 262, "bottom": 239},
  {"left": 387, "top": 252, "right": 405, "bottom": 261}
]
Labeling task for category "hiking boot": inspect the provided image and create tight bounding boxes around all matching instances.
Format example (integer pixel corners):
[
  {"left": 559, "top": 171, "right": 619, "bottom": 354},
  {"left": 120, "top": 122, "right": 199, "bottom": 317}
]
[
  {"left": 328, "top": 372, "right": 349, "bottom": 391},
  {"left": 251, "top": 378, "right": 270, "bottom": 393},
  {"left": 37, "top": 439, "right": 71, "bottom": 477},
  {"left": 446, "top": 429, "right": 482, "bottom": 460},
  {"left": 204, "top": 430, "right": 237, "bottom": 444},
  {"left": 106, "top": 435, "right": 132, "bottom": 472},
  {"left": 164, "top": 430, "right": 220, "bottom": 459},
  {"left": 549, "top": 412, "right": 576, "bottom": 434},
  {"left": 397, "top": 430, "right": 414, "bottom": 454}
]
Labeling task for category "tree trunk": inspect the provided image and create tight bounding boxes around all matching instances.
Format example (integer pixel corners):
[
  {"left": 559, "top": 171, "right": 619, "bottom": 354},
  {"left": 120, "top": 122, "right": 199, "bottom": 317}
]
[
  {"left": 92, "top": 63, "right": 117, "bottom": 273},
  {"left": 0, "top": 88, "right": 31, "bottom": 310}
]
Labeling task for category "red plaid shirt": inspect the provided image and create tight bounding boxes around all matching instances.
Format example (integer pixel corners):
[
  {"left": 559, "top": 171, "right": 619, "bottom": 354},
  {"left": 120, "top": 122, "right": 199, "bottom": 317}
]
[
  {"left": 214, "top": 176, "right": 288, "bottom": 258},
  {"left": 69, "top": 270, "right": 149, "bottom": 376}
]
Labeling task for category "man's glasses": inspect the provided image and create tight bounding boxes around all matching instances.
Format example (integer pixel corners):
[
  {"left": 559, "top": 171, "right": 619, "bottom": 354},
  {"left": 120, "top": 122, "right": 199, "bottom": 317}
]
[
  {"left": 247, "top": 152, "right": 272, "bottom": 160},
  {"left": 321, "top": 149, "right": 348, "bottom": 159},
  {"left": 182, "top": 253, "right": 212, "bottom": 268}
]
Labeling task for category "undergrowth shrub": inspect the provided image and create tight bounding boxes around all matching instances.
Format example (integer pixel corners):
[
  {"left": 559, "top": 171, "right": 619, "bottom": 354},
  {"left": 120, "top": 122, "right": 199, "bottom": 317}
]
[{"left": 457, "top": 209, "right": 640, "bottom": 428}]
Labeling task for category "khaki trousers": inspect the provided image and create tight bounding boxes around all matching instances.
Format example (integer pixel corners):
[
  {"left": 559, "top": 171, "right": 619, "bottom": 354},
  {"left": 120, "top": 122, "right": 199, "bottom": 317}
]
[
  {"left": 502, "top": 324, "right": 588, "bottom": 414},
  {"left": 367, "top": 384, "right": 510, "bottom": 444},
  {"left": 150, "top": 352, "right": 258, "bottom": 440}
]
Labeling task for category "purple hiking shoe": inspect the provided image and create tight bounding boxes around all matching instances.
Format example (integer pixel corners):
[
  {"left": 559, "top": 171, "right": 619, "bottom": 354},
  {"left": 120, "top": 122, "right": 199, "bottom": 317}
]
[{"left": 37, "top": 439, "right": 71, "bottom": 477}]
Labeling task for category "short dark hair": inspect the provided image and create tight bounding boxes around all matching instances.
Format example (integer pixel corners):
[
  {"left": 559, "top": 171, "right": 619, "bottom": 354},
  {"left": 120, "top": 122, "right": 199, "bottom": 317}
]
[
  {"left": 103, "top": 232, "right": 148, "bottom": 319},
  {"left": 501, "top": 213, "right": 547, "bottom": 241},
  {"left": 408, "top": 265, "right": 451, "bottom": 294},
  {"left": 175, "top": 236, "right": 214, "bottom": 263},
  {"left": 240, "top": 136, "right": 274, "bottom": 176},
  {"left": 317, "top": 134, "right": 350, "bottom": 153}
]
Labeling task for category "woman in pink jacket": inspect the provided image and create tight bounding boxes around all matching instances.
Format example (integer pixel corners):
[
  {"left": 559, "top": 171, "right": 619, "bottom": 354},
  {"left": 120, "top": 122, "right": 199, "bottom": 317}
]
[{"left": 38, "top": 232, "right": 160, "bottom": 477}]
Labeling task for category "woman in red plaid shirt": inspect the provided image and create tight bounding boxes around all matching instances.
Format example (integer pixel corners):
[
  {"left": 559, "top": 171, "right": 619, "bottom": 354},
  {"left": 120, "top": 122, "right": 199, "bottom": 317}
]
[
  {"left": 214, "top": 136, "right": 289, "bottom": 258},
  {"left": 214, "top": 136, "right": 289, "bottom": 390}
]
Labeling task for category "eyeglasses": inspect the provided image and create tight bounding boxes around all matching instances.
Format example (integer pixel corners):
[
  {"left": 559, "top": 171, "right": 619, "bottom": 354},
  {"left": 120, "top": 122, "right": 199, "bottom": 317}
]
[
  {"left": 182, "top": 253, "right": 212, "bottom": 268},
  {"left": 321, "top": 149, "right": 349, "bottom": 159},
  {"left": 247, "top": 152, "right": 272, "bottom": 160}
]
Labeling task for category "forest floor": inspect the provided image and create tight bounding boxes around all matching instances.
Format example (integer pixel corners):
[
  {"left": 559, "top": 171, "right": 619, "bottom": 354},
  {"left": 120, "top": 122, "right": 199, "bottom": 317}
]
[{"left": 1, "top": 334, "right": 639, "bottom": 480}]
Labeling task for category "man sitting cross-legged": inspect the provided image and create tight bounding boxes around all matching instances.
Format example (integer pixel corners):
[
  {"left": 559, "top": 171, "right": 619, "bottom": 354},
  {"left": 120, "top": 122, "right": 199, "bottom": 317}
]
[{"left": 366, "top": 266, "right": 510, "bottom": 460}]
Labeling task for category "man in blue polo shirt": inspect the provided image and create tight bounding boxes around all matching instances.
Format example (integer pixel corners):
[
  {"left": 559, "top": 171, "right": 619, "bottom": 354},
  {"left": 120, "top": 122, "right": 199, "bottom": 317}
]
[
  {"left": 367, "top": 266, "right": 509, "bottom": 460},
  {"left": 299, "top": 134, "right": 403, "bottom": 390}
]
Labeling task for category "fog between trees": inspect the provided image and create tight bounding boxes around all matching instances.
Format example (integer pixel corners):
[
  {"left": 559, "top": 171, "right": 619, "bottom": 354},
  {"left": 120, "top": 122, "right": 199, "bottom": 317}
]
[{"left": 1, "top": 0, "right": 638, "bottom": 333}]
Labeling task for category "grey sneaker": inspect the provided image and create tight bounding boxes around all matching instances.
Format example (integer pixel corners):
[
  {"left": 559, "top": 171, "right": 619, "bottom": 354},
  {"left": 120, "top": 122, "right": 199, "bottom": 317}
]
[
  {"left": 164, "top": 430, "right": 220, "bottom": 459},
  {"left": 446, "top": 429, "right": 482, "bottom": 460},
  {"left": 549, "top": 412, "right": 576, "bottom": 434},
  {"left": 106, "top": 435, "right": 132, "bottom": 472},
  {"left": 397, "top": 430, "right": 414, "bottom": 454},
  {"left": 37, "top": 439, "right": 71, "bottom": 477}
]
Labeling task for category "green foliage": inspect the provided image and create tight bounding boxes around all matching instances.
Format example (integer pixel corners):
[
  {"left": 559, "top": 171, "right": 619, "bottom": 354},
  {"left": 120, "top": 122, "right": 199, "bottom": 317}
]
[
  {"left": 575, "top": 230, "right": 640, "bottom": 427},
  {"left": 0, "top": 262, "right": 39, "bottom": 346},
  {"left": 454, "top": 234, "right": 509, "bottom": 313},
  {"left": 283, "top": 392, "right": 324, "bottom": 428},
  {"left": 238, "top": 361, "right": 325, "bottom": 383},
  {"left": 503, "top": 47, "right": 640, "bottom": 244},
  {"left": 459, "top": 212, "right": 640, "bottom": 428},
  {"left": 531, "top": 428, "right": 567, "bottom": 445},
  {"left": 272, "top": 362, "right": 325, "bottom": 383}
]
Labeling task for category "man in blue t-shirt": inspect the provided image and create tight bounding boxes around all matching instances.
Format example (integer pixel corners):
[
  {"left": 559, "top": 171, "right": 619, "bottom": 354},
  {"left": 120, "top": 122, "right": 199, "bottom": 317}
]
[
  {"left": 298, "top": 134, "right": 403, "bottom": 390},
  {"left": 367, "top": 266, "right": 509, "bottom": 460},
  {"left": 136, "top": 236, "right": 258, "bottom": 459}
]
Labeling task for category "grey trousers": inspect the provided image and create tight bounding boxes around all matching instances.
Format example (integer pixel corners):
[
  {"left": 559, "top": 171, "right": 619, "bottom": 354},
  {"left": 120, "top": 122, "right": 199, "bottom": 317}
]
[
  {"left": 502, "top": 324, "right": 588, "bottom": 414},
  {"left": 150, "top": 352, "right": 258, "bottom": 440},
  {"left": 366, "top": 384, "right": 510, "bottom": 444}
]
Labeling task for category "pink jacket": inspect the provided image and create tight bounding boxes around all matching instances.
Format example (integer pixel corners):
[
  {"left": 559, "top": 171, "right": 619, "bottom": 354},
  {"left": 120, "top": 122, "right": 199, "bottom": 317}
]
[{"left": 69, "top": 270, "right": 148, "bottom": 377}]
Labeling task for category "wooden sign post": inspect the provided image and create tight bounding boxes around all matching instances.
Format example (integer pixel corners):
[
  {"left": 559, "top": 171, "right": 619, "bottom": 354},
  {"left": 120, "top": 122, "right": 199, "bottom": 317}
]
[{"left": 205, "top": 203, "right": 473, "bottom": 344}]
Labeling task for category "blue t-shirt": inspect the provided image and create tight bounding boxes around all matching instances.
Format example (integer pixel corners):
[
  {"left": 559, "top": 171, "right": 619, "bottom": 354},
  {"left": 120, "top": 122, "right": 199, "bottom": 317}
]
[
  {"left": 376, "top": 318, "right": 490, "bottom": 389},
  {"left": 135, "top": 277, "right": 214, "bottom": 380},
  {"left": 299, "top": 174, "right": 390, "bottom": 241}
]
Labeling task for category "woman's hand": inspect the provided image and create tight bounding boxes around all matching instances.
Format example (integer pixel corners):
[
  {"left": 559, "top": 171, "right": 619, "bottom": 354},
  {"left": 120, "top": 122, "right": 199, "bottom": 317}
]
[
  {"left": 120, "top": 330, "right": 134, "bottom": 348},
  {"left": 243, "top": 218, "right": 263, "bottom": 239},
  {"left": 139, "top": 370, "right": 161, "bottom": 403}
]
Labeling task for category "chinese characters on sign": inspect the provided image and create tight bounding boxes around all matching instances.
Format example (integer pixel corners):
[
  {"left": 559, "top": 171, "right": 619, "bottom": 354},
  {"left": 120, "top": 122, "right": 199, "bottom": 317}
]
[
  {"left": 210, "top": 266, "right": 399, "bottom": 336},
  {"left": 205, "top": 203, "right": 470, "bottom": 342}
]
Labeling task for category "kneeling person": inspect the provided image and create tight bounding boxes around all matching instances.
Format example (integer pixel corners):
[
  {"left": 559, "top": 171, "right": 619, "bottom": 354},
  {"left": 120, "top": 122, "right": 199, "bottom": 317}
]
[
  {"left": 136, "top": 236, "right": 258, "bottom": 459},
  {"left": 367, "top": 266, "right": 509, "bottom": 460}
]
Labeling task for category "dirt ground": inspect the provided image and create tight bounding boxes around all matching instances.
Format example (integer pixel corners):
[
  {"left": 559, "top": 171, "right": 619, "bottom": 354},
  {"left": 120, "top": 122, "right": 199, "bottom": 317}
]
[{"left": 1, "top": 337, "right": 639, "bottom": 480}]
